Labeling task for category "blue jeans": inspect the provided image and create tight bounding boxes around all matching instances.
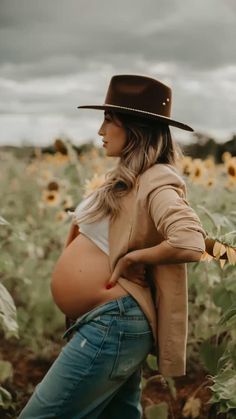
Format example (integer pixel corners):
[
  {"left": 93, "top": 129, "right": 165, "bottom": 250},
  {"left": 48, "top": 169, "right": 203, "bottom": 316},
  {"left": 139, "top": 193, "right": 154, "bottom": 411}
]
[{"left": 18, "top": 294, "right": 154, "bottom": 419}]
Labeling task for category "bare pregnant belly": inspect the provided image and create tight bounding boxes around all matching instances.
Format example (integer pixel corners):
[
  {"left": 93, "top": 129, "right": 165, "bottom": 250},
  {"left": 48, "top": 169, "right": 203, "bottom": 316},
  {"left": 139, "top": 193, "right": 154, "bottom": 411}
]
[{"left": 50, "top": 233, "right": 129, "bottom": 319}]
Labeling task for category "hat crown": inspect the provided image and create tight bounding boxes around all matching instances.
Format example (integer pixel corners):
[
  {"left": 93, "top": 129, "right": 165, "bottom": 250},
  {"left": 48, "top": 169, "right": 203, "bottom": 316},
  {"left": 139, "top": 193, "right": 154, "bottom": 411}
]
[
  {"left": 105, "top": 74, "right": 172, "bottom": 118},
  {"left": 77, "top": 73, "right": 193, "bottom": 132}
]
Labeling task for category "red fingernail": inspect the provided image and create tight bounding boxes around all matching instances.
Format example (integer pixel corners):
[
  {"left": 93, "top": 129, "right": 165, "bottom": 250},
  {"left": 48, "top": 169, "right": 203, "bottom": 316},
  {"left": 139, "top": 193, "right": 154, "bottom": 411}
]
[{"left": 106, "top": 284, "right": 112, "bottom": 289}]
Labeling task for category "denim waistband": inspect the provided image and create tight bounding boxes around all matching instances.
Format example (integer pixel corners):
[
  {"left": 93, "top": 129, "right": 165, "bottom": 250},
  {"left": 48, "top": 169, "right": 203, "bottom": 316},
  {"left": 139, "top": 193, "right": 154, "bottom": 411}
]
[
  {"left": 97, "top": 294, "right": 141, "bottom": 313},
  {"left": 62, "top": 294, "right": 142, "bottom": 340}
]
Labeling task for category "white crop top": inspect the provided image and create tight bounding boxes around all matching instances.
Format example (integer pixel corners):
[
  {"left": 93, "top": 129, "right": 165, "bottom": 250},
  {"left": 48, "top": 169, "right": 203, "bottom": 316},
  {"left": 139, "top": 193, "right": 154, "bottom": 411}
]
[{"left": 70, "top": 194, "right": 110, "bottom": 255}]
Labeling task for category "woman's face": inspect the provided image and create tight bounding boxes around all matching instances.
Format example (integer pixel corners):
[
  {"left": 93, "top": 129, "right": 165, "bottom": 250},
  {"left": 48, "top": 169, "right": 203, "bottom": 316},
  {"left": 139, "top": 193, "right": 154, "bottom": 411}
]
[{"left": 98, "top": 111, "right": 127, "bottom": 157}]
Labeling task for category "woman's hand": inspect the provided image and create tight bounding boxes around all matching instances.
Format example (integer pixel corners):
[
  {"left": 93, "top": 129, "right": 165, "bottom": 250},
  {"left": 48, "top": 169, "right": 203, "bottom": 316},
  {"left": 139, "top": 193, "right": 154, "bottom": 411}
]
[{"left": 106, "top": 255, "right": 147, "bottom": 289}]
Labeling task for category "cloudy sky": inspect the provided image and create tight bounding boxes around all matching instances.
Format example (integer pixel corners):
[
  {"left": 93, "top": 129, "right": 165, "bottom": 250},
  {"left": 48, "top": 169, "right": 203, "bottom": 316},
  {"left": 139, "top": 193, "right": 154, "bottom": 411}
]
[{"left": 0, "top": 0, "right": 235, "bottom": 147}]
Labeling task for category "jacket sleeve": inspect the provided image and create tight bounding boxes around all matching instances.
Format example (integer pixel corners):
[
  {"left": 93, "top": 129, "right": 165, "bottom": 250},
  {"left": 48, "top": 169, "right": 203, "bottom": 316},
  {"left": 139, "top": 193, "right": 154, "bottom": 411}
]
[{"left": 148, "top": 187, "right": 207, "bottom": 253}]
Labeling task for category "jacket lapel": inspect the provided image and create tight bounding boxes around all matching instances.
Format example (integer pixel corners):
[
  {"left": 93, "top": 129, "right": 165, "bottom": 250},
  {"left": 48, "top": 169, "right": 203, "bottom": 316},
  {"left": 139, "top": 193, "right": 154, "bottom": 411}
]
[{"left": 108, "top": 184, "right": 138, "bottom": 273}]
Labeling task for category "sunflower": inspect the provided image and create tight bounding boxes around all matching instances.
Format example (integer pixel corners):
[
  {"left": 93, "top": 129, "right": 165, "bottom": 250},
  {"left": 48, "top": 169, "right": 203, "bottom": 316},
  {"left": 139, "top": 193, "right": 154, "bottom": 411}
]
[
  {"left": 47, "top": 180, "right": 59, "bottom": 191},
  {"left": 53, "top": 151, "right": 69, "bottom": 165},
  {"left": 203, "top": 156, "right": 216, "bottom": 171},
  {"left": 221, "top": 151, "right": 232, "bottom": 163},
  {"left": 225, "top": 157, "right": 236, "bottom": 182},
  {"left": 201, "top": 238, "right": 236, "bottom": 268},
  {"left": 178, "top": 156, "right": 193, "bottom": 176},
  {"left": 213, "top": 241, "right": 227, "bottom": 259},
  {"left": 226, "top": 245, "right": 236, "bottom": 265},
  {"left": 189, "top": 159, "right": 206, "bottom": 184},
  {"left": 200, "top": 251, "right": 214, "bottom": 262},
  {"left": 83, "top": 173, "right": 106, "bottom": 197},
  {"left": 43, "top": 153, "right": 55, "bottom": 163},
  {"left": 55, "top": 211, "right": 68, "bottom": 222},
  {"left": 54, "top": 139, "right": 68, "bottom": 155},
  {"left": 203, "top": 177, "right": 216, "bottom": 189},
  {"left": 42, "top": 190, "right": 61, "bottom": 207}
]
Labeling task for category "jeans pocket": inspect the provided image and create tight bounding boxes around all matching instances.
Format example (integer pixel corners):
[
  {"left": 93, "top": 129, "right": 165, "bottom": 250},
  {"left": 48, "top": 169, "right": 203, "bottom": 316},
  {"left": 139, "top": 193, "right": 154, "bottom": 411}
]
[
  {"left": 77, "top": 316, "right": 113, "bottom": 352},
  {"left": 109, "top": 330, "right": 153, "bottom": 381},
  {"left": 89, "top": 315, "right": 113, "bottom": 332}
]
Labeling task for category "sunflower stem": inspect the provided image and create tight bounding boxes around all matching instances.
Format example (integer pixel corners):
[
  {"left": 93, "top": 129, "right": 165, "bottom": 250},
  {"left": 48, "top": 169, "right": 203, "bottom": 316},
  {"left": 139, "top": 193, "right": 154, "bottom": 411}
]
[
  {"left": 197, "top": 205, "right": 219, "bottom": 232},
  {"left": 223, "top": 230, "right": 236, "bottom": 237}
]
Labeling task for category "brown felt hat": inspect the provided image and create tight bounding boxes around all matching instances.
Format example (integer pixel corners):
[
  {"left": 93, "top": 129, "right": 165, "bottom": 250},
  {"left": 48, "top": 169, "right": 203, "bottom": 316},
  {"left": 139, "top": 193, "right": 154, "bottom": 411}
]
[{"left": 77, "top": 74, "right": 194, "bottom": 132}]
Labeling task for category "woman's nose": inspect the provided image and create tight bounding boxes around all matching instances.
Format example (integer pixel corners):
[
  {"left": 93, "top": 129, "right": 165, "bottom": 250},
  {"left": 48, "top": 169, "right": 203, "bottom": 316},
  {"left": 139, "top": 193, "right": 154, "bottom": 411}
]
[{"left": 98, "top": 122, "right": 105, "bottom": 136}]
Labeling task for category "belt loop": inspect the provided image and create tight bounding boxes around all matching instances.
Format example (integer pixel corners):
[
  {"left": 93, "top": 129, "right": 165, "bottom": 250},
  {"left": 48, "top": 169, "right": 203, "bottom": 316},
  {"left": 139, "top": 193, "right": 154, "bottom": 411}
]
[{"left": 117, "top": 297, "right": 125, "bottom": 315}]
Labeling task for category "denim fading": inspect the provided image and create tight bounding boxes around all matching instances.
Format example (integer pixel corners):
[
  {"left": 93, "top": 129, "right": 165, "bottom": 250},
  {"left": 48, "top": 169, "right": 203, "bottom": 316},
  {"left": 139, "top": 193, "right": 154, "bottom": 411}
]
[{"left": 18, "top": 294, "right": 154, "bottom": 419}]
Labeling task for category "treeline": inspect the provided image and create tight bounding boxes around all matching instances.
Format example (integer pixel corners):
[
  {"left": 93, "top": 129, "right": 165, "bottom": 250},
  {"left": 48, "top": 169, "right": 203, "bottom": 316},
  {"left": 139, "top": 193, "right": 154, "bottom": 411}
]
[
  {"left": 182, "top": 132, "right": 236, "bottom": 162},
  {"left": 1, "top": 132, "right": 236, "bottom": 162}
]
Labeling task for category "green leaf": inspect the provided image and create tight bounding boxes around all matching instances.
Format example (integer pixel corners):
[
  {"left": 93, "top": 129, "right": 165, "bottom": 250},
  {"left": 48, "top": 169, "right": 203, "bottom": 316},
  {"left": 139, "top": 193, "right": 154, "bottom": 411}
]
[
  {"left": 0, "top": 385, "right": 12, "bottom": 409},
  {"left": 0, "top": 283, "right": 19, "bottom": 339},
  {"left": 209, "top": 369, "right": 236, "bottom": 408},
  {"left": 165, "top": 376, "right": 177, "bottom": 400},
  {"left": 0, "top": 216, "right": 10, "bottom": 226},
  {"left": 219, "top": 304, "right": 236, "bottom": 325},
  {"left": 199, "top": 339, "right": 226, "bottom": 375},
  {"left": 0, "top": 361, "right": 13, "bottom": 384},
  {"left": 141, "top": 375, "right": 147, "bottom": 390},
  {"left": 145, "top": 402, "right": 169, "bottom": 419},
  {"left": 212, "top": 286, "right": 234, "bottom": 311},
  {"left": 146, "top": 354, "right": 158, "bottom": 371}
]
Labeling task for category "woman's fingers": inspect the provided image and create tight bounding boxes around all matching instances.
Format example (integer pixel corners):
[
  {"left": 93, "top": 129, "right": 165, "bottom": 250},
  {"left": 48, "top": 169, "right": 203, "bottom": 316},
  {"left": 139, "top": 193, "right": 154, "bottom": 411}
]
[
  {"left": 127, "top": 264, "right": 146, "bottom": 277},
  {"left": 106, "top": 257, "right": 147, "bottom": 289}
]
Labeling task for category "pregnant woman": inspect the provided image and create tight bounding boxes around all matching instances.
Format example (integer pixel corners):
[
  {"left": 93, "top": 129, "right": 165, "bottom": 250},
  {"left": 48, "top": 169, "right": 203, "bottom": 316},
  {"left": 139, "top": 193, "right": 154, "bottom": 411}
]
[{"left": 19, "top": 74, "right": 206, "bottom": 419}]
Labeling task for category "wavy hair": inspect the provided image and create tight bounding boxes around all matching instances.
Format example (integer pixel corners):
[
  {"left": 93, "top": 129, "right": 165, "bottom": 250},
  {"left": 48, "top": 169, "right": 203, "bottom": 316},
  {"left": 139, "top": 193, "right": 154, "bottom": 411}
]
[{"left": 74, "top": 110, "right": 184, "bottom": 225}]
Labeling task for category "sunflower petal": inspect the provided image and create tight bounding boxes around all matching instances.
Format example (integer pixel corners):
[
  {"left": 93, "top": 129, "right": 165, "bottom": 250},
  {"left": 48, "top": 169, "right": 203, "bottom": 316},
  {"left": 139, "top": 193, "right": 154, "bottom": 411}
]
[
  {"left": 219, "top": 243, "right": 227, "bottom": 256},
  {"left": 226, "top": 246, "right": 236, "bottom": 265},
  {"left": 213, "top": 241, "right": 223, "bottom": 259},
  {"left": 200, "top": 251, "right": 214, "bottom": 262},
  {"left": 219, "top": 259, "right": 227, "bottom": 269}
]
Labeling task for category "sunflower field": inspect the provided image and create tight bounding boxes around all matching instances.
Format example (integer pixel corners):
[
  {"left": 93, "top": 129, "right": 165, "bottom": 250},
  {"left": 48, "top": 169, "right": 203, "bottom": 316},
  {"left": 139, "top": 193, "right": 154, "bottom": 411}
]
[{"left": 0, "top": 139, "right": 236, "bottom": 418}]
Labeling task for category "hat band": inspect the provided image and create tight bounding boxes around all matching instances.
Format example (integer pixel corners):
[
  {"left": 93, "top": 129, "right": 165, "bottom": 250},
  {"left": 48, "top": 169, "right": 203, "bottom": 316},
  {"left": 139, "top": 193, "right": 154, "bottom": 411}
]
[{"left": 103, "top": 103, "right": 171, "bottom": 120}]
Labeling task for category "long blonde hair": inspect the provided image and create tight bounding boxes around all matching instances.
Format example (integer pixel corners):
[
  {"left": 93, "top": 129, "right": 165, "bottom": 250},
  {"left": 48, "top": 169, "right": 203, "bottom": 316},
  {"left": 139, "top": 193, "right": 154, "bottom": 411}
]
[{"left": 75, "top": 110, "right": 184, "bottom": 224}]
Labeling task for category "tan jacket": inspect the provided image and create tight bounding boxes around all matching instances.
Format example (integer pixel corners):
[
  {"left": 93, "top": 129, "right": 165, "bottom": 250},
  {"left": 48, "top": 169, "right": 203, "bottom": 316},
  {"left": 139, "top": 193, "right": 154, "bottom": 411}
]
[{"left": 64, "top": 163, "right": 207, "bottom": 377}]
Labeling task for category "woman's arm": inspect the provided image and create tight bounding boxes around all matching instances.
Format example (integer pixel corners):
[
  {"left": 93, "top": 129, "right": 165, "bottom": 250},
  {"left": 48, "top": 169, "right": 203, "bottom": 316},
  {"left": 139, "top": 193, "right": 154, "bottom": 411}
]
[
  {"left": 148, "top": 187, "right": 207, "bottom": 254},
  {"left": 63, "top": 221, "right": 80, "bottom": 250},
  {"left": 125, "top": 240, "right": 203, "bottom": 266}
]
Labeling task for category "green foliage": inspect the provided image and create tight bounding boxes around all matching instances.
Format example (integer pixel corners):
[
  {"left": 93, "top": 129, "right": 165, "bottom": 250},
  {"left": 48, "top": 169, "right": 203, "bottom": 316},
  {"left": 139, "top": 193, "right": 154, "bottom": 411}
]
[
  {"left": 0, "top": 360, "right": 13, "bottom": 383},
  {"left": 208, "top": 370, "right": 236, "bottom": 412},
  {"left": 0, "top": 386, "right": 13, "bottom": 410},
  {"left": 205, "top": 304, "right": 236, "bottom": 415},
  {"left": 0, "top": 282, "right": 19, "bottom": 339},
  {"left": 146, "top": 354, "right": 158, "bottom": 371},
  {"left": 0, "top": 143, "right": 114, "bottom": 352},
  {"left": 199, "top": 339, "right": 226, "bottom": 375},
  {"left": 1, "top": 143, "right": 236, "bottom": 415}
]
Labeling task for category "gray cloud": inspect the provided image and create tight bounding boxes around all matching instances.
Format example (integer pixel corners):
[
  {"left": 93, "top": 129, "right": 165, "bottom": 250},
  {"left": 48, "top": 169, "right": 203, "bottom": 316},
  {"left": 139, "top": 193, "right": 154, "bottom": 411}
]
[{"left": 0, "top": 0, "right": 235, "bottom": 145}]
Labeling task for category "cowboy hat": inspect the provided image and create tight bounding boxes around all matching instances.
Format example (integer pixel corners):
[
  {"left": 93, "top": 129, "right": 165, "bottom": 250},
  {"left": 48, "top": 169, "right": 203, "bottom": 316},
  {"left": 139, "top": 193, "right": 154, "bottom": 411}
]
[{"left": 77, "top": 74, "right": 194, "bottom": 132}]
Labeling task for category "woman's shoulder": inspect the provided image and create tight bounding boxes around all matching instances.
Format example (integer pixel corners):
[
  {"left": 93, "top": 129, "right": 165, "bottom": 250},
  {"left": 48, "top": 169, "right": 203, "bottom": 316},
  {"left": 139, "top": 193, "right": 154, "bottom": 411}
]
[{"left": 139, "top": 163, "right": 186, "bottom": 190}]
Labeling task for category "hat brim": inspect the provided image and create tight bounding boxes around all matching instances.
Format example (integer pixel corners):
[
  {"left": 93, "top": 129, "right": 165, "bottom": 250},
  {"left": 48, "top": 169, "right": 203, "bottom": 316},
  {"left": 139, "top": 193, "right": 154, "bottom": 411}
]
[{"left": 77, "top": 104, "right": 194, "bottom": 132}]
